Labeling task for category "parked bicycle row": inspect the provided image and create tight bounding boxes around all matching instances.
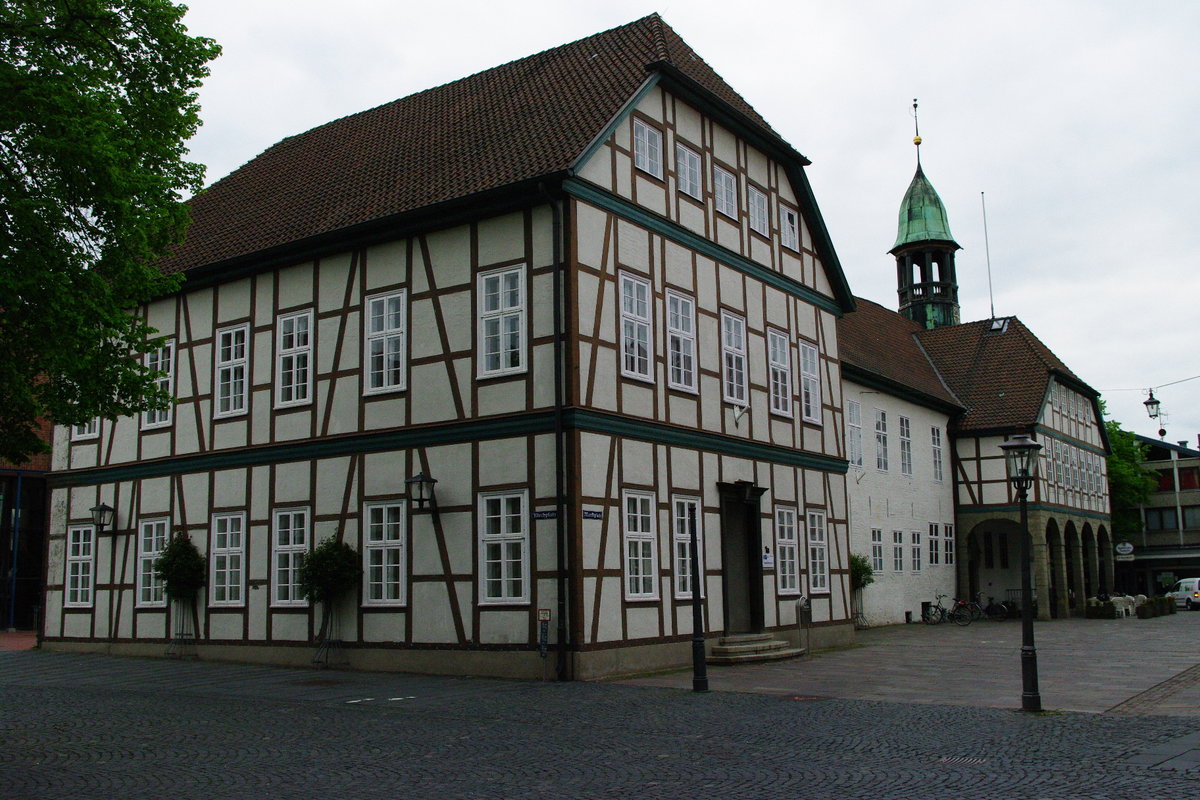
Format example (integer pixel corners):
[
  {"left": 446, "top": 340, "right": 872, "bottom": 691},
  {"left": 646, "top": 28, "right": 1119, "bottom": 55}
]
[{"left": 921, "top": 593, "right": 1010, "bottom": 625}]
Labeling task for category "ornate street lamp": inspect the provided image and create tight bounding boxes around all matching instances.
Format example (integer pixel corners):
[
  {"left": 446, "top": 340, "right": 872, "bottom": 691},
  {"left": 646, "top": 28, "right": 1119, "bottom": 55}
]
[
  {"left": 89, "top": 503, "right": 116, "bottom": 533},
  {"left": 1143, "top": 390, "right": 1160, "bottom": 420},
  {"left": 406, "top": 472, "right": 440, "bottom": 522},
  {"left": 999, "top": 433, "right": 1043, "bottom": 713}
]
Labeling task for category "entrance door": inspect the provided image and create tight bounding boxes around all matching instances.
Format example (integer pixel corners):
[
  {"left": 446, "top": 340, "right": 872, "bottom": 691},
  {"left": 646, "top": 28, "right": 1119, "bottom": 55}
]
[{"left": 718, "top": 482, "right": 765, "bottom": 635}]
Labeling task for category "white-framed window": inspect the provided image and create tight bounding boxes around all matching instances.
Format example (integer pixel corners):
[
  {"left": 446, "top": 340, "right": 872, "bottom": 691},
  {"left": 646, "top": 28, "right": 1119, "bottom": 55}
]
[
  {"left": 65, "top": 524, "right": 95, "bottom": 608},
  {"left": 780, "top": 205, "right": 800, "bottom": 251},
  {"left": 944, "top": 524, "right": 955, "bottom": 565},
  {"left": 72, "top": 418, "right": 99, "bottom": 440},
  {"left": 214, "top": 325, "right": 249, "bottom": 417},
  {"left": 276, "top": 310, "right": 312, "bottom": 407},
  {"left": 272, "top": 508, "right": 309, "bottom": 607},
  {"left": 847, "top": 401, "right": 863, "bottom": 468},
  {"left": 619, "top": 272, "right": 652, "bottom": 382},
  {"left": 748, "top": 185, "right": 769, "bottom": 236},
  {"left": 364, "top": 502, "right": 406, "bottom": 606},
  {"left": 364, "top": 290, "right": 407, "bottom": 392},
  {"left": 875, "top": 409, "right": 889, "bottom": 471},
  {"left": 767, "top": 329, "right": 792, "bottom": 416},
  {"left": 911, "top": 530, "right": 922, "bottom": 572},
  {"left": 799, "top": 342, "right": 821, "bottom": 424},
  {"left": 672, "top": 496, "right": 704, "bottom": 599},
  {"left": 713, "top": 164, "right": 737, "bottom": 218},
  {"left": 210, "top": 512, "right": 245, "bottom": 606},
  {"left": 142, "top": 341, "right": 175, "bottom": 429},
  {"left": 721, "top": 311, "right": 747, "bottom": 405},
  {"left": 928, "top": 522, "right": 941, "bottom": 566},
  {"left": 623, "top": 490, "right": 658, "bottom": 600},
  {"left": 899, "top": 416, "right": 913, "bottom": 476},
  {"left": 675, "top": 142, "right": 702, "bottom": 200},
  {"left": 870, "top": 528, "right": 884, "bottom": 573},
  {"left": 633, "top": 118, "right": 663, "bottom": 179},
  {"left": 892, "top": 530, "right": 904, "bottom": 572},
  {"left": 479, "top": 490, "right": 529, "bottom": 604},
  {"left": 478, "top": 267, "right": 525, "bottom": 377},
  {"left": 931, "top": 426, "right": 944, "bottom": 482},
  {"left": 666, "top": 290, "right": 697, "bottom": 392},
  {"left": 807, "top": 510, "right": 828, "bottom": 593},
  {"left": 775, "top": 506, "right": 799, "bottom": 595},
  {"left": 137, "top": 518, "right": 169, "bottom": 607}
]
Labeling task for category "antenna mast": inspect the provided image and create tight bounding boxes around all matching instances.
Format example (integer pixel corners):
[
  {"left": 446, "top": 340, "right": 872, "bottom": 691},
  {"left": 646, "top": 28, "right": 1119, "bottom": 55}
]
[
  {"left": 912, "top": 98, "right": 922, "bottom": 165},
  {"left": 981, "top": 192, "right": 996, "bottom": 319}
]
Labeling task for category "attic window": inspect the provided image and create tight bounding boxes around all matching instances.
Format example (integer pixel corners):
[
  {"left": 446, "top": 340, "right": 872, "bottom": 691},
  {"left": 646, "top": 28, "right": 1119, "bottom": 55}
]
[
  {"left": 989, "top": 318, "right": 1008, "bottom": 333},
  {"left": 633, "top": 119, "right": 663, "bottom": 180}
]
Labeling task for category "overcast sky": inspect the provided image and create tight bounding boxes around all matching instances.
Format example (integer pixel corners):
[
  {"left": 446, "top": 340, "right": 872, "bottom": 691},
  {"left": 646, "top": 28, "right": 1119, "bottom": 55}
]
[{"left": 181, "top": 0, "right": 1199, "bottom": 445}]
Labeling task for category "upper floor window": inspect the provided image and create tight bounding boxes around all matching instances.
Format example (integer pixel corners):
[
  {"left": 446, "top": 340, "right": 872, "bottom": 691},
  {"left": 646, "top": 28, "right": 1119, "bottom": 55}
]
[
  {"left": 623, "top": 490, "right": 658, "bottom": 600},
  {"left": 479, "top": 490, "right": 529, "bottom": 604},
  {"left": 210, "top": 512, "right": 245, "bottom": 606},
  {"left": 944, "top": 524, "right": 955, "bottom": 565},
  {"left": 911, "top": 530, "right": 922, "bottom": 571},
  {"left": 65, "top": 524, "right": 95, "bottom": 608},
  {"left": 875, "top": 410, "right": 889, "bottom": 471},
  {"left": 799, "top": 342, "right": 821, "bottom": 424},
  {"left": 137, "top": 518, "right": 169, "bottom": 607},
  {"left": 775, "top": 506, "right": 799, "bottom": 595},
  {"left": 272, "top": 508, "right": 309, "bottom": 606},
  {"left": 928, "top": 523, "right": 941, "bottom": 566},
  {"left": 748, "top": 185, "right": 769, "bottom": 236},
  {"left": 892, "top": 530, "right": 904, "bottom": 571},
  {"left": 633, "top": 118, "right": 663, "bottom": 179},
  {"left": 478, "top": 267, "right": 525, "bottom": 377},
  {"left": 666, "top": 290, "right": 697, "bottom": 392},
  {"left": 276, "top": 311, "right": 312, "bottom": 407},
  {"left": 721, "top": 311, "right": 747, "bottom": 405},
  {"left": 870, "top": 528, "right": 884, "bottom": 573},
  {"left": 768, "top": 329, "right": 792, "bottom": 416},
  {"left": 142, "top": 341, "right": 175, "bottom": 429},
  {"left": 215, "top": 325, "right": 249, "bottom": 417},
  {"left": 847, "top": 401, "right": 863, "bottom": 468},
  {"left": 675, "top": 143, "right": 702, "bottom": 199},
  {"left": 807, "top": 510, "right": 828, "bottom": 593},
  {"left": 672, "top": 496, "right": 704, "bottom": 600},
  {"left": 365, "top": 291, "right": 407, "bottom": 393},
  {"left": 619, "top": 272, "right": 652, "bottom": 382},
  {"left": 899, "top": 416, "right": 913, "bottom": 476},
  {"left": 364, "top": 502, "right": 406, "bottom": 606},
  {"left": 931, "top": 426, "right": 944, "bottom": 482},
  {"left": 780, "top": 206, "right": 800, "bottom": 251},
  {"left": 713, "top": 165, "right": 737, "bottom": 218},
  {"left": 72, "top": 418, "right": 99, "bottom": 440}
]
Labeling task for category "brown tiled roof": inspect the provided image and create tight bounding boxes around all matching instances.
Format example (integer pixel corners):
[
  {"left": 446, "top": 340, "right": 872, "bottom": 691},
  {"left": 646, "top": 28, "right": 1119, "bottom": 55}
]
[
  {"left": 915, "top": 316, "right": 1093, "bottom": 432},
  {"left": 163, "top": 14, "right": 782, "bottom": 275},
  {"left": 837, "top": 297, "right": 960, "bottom": 410}
]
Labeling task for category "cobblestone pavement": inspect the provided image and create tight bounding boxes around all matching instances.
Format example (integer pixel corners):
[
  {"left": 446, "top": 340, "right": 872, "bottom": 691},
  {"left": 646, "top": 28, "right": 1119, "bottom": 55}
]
[{"left": 2, "top": 645, "right": 1199, "bottom": 800}]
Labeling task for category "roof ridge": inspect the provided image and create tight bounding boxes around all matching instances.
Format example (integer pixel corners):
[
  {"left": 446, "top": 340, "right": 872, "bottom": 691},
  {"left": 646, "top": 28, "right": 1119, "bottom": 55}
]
[{"left": 647, "top": 12, "right": 670, "bottom": 64}]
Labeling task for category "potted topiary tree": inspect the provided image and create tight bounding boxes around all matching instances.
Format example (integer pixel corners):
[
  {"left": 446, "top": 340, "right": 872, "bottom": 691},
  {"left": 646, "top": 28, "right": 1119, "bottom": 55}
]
[
  {"left": 153, "top": 531, "right": 206, "bottom": 657},
  {"left": 849, "top": 553, "right": 875, "bottom": 628},
  {"left": 298, "top": 536, "right": 360, "bottom": 666}
]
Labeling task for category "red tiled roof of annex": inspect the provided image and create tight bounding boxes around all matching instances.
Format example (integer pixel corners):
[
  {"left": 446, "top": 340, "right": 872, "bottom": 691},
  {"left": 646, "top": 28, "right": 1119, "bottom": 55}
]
[{"left": 163, "top": 14, "right": 781, "bottom": 275}]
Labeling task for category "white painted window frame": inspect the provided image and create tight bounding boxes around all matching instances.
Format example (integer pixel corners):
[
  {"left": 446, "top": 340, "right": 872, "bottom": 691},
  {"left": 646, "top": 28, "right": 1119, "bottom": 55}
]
[
  {"left": 675, "top": 142, "right": 702, "bottom": 199},
  {"left": 141, "top": 341, "right": 175, "bottom": 429},
  {"left": 364, "top": 290, "right": 408, "bottom": 393},
  {"left": 136, "top": 517, "right": 169, "bottom": 608},
  {"left": 945, "top": 524, "right": 955, "bottom": 565},
  {"left": 892, "top": 529, "right": 904, "bottom": 572},
  {"left": 665, "top": 290, "right": 697, "bottom": 393},
  {"left": 931, "top": 425, "right": 944, "bottom": 482},
  {"left": 619, "top": 272, "right": 653, "bottom": 383},
  {"left": 899, "top": 415, "right": 913, "bottom": 476},
  {"left": 623, "top": 490, "right": 659, "bottom": 601},
  {"left": 928, "top": 522, "right": 941, "bottom": 566},
  {"left": 271, "top": 508, "right": 309, "bottom": 607},
  {"left": 911, "top": 530, "right": 923, "bottom": 572},
  {"left": 65, "top": 524, "right": 95, "bottom": 608},
  {"left": 767, "top": 328, "right": 792, "bottom": 417},
  {"left": 799, "top": 341, "right": 821, "bottom": 424},
  {"left": 210, "top": 512, "right": 246, "bottom": 607},
  {"left": 747, "top": 184, "right": 769, "bottom": 236},
  {"left": 847, "top": 401, "right": 863, "bottom": 469},
  {"left": 479, "top": 490, "right": 529, "bottom": 605},
  {"left": 875, "top": 409, "right": 889, "bottom": 472},
  {"left": 870, "top": 528, "right": 884, "bottom": 573},
  {"left": 713, "top": 164, "right": 737, "bottom": 218},
  {"left": 671, "top": 495, "right": 704, "bottom": 600},
  {"left": 364, "top": 501, "right": 407, "bottom": 606},
  {"left": 780, "top": 205, "right": 800, "bottom": 251},
  {"left": 72, "top": 418, "right": 99, "bottom": 441},
  {"left": 633, "top": 118, "right": 663, "bottom": 179},
  {"left": 276, "top": 310, "right": 313, "bottom": 408},
  {"left": 775, "top": 506, "right": 800, "bottom": 595},
  {"left": 807, "top": 510, "right": 829, "bottom": 594},
  {"left": 721, "top": 311, "right": 747, "bottom": 406},
  {"left": 477, "top": 267, "right": 526, "bottom": 378},
  {"left": 214, "top": 324, "right": 249, "bottom": 418}
]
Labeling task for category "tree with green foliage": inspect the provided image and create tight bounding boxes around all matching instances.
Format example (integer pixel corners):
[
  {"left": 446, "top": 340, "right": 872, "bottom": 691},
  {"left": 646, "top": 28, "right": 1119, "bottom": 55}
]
[
  {"left": 0, "top": 0, "right": 220, "bottom": 462},
  {"left": 153, "top": 530, "right": 205, "bottom": 600},
  {"left": 1104, "top": 417, "right": 1158, "bottom": 538}
]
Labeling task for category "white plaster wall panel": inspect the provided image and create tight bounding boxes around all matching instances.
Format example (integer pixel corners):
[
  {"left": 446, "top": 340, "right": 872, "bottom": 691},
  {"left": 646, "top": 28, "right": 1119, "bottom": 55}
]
[
  {"left": 617, "top": 219, "right": 650, "bottom": 274},
  {"left": 719, "top": 455, "right": 755, "bottom": 485},
  {"left": 138, "top": 476, "right": 171, "bottom": 515},
  {"left": 621, "top": 383, "right": 653, "bottom": 419},
  {"left": 699, "top": 375, "right": 722, "bottom": 431},
  {"left": 715, "top": 216, "right": 740, "bottom": 252},
  {"left": 674, "top": 100, "right": 702, "bottom": 145},
  {"left": 793, "top": 301, "right": 817, "bottom": 342},
  {"left": 249, "top": 466, "right": 271, "bottom": 520},
  {"left": 179, "top": 473, "right": 208, "bottom": 525},
  {"left": 626, "top": 605, "right": 659, "bottom": 640},
  {"left": 669, "top": 446, "right": 702, "bottom": 492},
  {"left": 769, "top": 418, "right": 796, "bottom": 450},
  {"left": 476, "top": 437, "right": 529, "bottom": 488},
  {"left": 614, "top": 152, "right": 632, "bottom": 199},
  {"left": 138, "top": 433, "right": 171, "bottom": 462},
  {"left": 479, "top": 610, "right": 527, "bottom": 644},
  {"left": 67, "top": 441, "right": 96, "bottom": 470},
  {"left": 694, "top": 257, "right": 717, "bottom": 310},
  {"left": 361, "top": 613, "right": 403, "bottom": 642},
  {"left": 364, "top": 396, "right": 405, "bottom": 432},
  {"left": 476, "top": 379, "right": 525, "bottom": 419},
  {"left": 779, "top": 250, "right": 803, "bottom": 285},
  {"left": 253, "top": 273, "right": 274, "bottom": 327},
  {"left": 408, "top": 298, "right": 442, "bottom": 361},
  {"left": 315, "top": 315, "right": 342, "bottom": 374},
  {"left": 749, "top": 235, "right": 772, "bottom": 268},
  {"left": 68, "top": 487, "right": 96, "bottom": 522},
  {"left": 746, "top": 149, "right": 769, "bottom": 188},
  {"left": 812, "top": 257, "right": 833, "bottom": 297},
  {"left": 621, "top": 438, "right": 654, "bottom": 486},
  {"left": 476, "top": 212, "right": 524, "bottom": 268},
  {"left": 273, "top": 412, "right": 310, "bottom": 443},
  {"left": 527, "top": 345, "right": 553, "bottom": 409},
  {"left": 662, "top": 240, "right": 693, "bottom": 290},
  {"left": 717, "top": 264, "right": 743, "bottom": 311},
  {"left": 208, "top": 614, "right": 243, "bottom": 640},
  {"left": 711, "top": 123, "right": 736, "bottom": 166},
  {"left": 314, "top": 457, "right": 351, "bottom": 511},
  {"left": 216, "top": 277, "right": 252, "bottom": 323},
  {"left": 575, "top": 202, "right": 608, "bottom": 266},
  {"left": 677, "top": 197, "right": 706, "bottom": 237},
  {"left": 276, "top": 262, "right": 313, "bottom": 311},
  {"left": 145, "top": 296, "right": 176, "bottom": 333},
  {"left": 595, "top": 577, "right": 625, "bottom": 641},
  {"left": 184, "top": 289, "right": 214, "bottom": 346},
  {"left": 409, "top": 363, "right": 457, "bottom": 425},
  {"left": 581, "top": 519, "right": 603, "bottom": 571},
  {"left": 667, "top": 394, "right": 699, "bottom": 429},
  {"left": 421, "top": 443, "right": 471, "bottom": 508},
  {"left": 322, "top": 376, "right": 359, "bottom": 436},
  {"left": 633, "top": 85, "right": 663, "bottom": 119},
  {"left": 365, "top": 240, "right": 408, "bottom": 291},
  {"left": 634, "top": 175, "right": 667, "bottom": 217},
  {"left": 771, "top": 464, "right": 798, "bottom": 503},
  {"left": 211, "top": 467, "right": 248, "bottom": 510},
  {"left": 410, "top": 582, "right": 459, "bottom": 643},
  {"left": 271, "top": 615, "right": 308, "bottom": 641},
  {"left": 576, "top": 149, "right": 612, "bottom": 190},
  {"left": 317, "top": 252, "right": 353, "bottom": 314},
  {"left": 590, "top": 353, "right": 617, "bottom": 411},
  {"left": 579, "top": 432, "right": 611, "bottom": 501},
  {"left": 531, "top": 271, "right": 555, "bottom": 340},
  {"left": 273, "top": 461, "right": 310, "bottom": 505}
]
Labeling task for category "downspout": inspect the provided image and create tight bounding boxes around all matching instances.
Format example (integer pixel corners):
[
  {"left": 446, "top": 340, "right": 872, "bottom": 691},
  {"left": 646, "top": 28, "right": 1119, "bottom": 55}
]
[
  {"left": 6, "top": 474, "right": 22, "bottom": 631},
  {"left": 539, "top": 181, "right": 570, "bottom": 681}
]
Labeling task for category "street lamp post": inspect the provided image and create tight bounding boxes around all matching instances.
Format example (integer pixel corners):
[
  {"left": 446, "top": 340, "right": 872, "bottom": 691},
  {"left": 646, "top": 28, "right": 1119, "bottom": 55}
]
[
  {"left": 687, "top": 503, "right": 708, "bottom": 693},
  {"left": 999, "top": 434, "right": 1043, "bottom": 713}
]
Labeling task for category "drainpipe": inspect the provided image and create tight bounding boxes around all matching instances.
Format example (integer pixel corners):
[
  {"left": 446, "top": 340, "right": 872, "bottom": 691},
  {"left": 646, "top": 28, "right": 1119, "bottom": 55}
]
[{"left": 6, "top": 474, "right": 22, "bottom": 631}]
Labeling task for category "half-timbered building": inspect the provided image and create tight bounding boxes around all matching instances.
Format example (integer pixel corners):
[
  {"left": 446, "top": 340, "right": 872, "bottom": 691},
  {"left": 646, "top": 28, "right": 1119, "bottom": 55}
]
[{"left": 43, "top": 15, "right": 857, "bottom": 679}]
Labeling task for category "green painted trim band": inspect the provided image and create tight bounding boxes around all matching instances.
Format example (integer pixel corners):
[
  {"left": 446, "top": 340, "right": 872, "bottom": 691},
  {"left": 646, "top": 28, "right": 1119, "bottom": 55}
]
[
  {"left": 51, "top": 410, "right": 847, "bottom": 488},
  {"left": 563, "top": 179, "right": 844, "bottom": 315},
  {"left": 958, "top": 505, "right": 1112, "bottom": 523}
]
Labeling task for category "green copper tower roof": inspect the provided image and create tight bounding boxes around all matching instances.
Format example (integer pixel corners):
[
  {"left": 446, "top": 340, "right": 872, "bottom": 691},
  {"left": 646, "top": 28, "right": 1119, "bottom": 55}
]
[{"left": 892, "top": 165, "right": 960, "bottom": 251}]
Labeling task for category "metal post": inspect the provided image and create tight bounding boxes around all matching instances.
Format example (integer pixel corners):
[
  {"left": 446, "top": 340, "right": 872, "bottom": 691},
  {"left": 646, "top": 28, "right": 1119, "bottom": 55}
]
[
  {"left": 688, "top": 505, "right": 707, "bottom": 693},
  {"left": 1018, "top": 484, "right": 1042, "bottom": 712}
]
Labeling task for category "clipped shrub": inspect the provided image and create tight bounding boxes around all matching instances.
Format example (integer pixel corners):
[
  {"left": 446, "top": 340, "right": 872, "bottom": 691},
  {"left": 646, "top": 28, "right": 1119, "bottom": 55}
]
[
  {"left": 849, "top": 553, "right": 875, "bottom": 590},
  {"left": 153, "top": 532, "right": 206, "bottom": 600},
  {"left": 298, "top": 537, "right": 360, "bottom": 604}
]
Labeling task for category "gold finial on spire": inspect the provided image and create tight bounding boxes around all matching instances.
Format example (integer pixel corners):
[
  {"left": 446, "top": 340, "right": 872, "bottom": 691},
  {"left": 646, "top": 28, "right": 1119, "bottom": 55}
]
[{"left": 912, "top": 98, "right": 922, "bottom": 164}]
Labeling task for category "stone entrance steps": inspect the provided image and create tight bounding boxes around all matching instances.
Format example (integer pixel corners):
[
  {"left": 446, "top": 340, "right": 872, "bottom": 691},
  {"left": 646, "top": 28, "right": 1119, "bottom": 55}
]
[{"left": 707, "top": 632, "right": 805, "bottom": 665}]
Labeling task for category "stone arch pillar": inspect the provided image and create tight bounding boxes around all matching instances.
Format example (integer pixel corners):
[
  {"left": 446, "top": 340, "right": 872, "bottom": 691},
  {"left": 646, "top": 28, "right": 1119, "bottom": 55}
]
[
  {"left": 1097, "top": 526, "right": 1114, "bottom": 595},
  {"left": 1083, "top": 525, "right": 1099, "bottom": 600},
  {"left": 1066, "top": 524, "right": 1086, "bottom": 616},
  {"left": 1031, "top": 529, "right": 1052, "bottom": 622},
  {"left": 1046, "top": 520, "right": 1068, "bottom": 619}
]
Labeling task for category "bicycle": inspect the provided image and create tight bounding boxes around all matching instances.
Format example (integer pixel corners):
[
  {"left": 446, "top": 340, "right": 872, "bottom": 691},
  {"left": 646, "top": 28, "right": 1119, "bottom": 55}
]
[
  {"left": 946, "top": 597, "right": 973, "bottom": 626},
  {"left": 922, "top": 594, "right": 949, "bottom": 625},
  {"left": 983, "top": 598, "right": 1010, "bottom": 621}
]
